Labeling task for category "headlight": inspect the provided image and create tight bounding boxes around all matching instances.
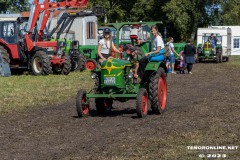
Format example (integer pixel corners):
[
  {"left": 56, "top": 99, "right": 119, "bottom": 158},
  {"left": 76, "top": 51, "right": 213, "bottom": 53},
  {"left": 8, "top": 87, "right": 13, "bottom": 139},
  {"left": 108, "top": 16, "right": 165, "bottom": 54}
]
[
  {"left": 91, "top": 73, "right": 97, "bottom": 79},
  {"left": 128, "top": 72, "right": 133, "bottom": 79}
]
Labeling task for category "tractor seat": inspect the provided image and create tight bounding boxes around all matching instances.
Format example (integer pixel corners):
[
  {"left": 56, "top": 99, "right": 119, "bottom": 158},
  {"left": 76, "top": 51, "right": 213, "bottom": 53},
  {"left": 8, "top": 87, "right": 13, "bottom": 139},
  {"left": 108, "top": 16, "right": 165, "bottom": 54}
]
[{"left": 148, "top": 49, "right": 165, "bottom": 62}]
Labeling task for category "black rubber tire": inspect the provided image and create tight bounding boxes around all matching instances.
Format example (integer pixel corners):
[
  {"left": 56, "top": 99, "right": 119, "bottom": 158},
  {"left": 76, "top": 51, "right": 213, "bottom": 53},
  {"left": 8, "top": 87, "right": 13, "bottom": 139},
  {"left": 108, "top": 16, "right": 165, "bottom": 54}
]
[
  {"left": 78, "top": 52, "right": 86, "bottom": 72},
  {"left": 217, "top": 49, "right": 223, "bottom": 63},
  {"left": 195, "top": 58, "right": 199, "bottom": 63},
  {"left": 0, "top": 46, "right": 10, "bottom": 64},
  {"left": 76, "top": 89, "right": 89, "bottom": 117},
  {"left": 94, "top": 75, "right": 101, "bottom": 93},
  {"left": 216, "top": 53, "right": 219, "bottom": 64},
  {"left": 70, "top": 50, "right": 79, "bottom": 71},
  {"left": 61, "top": 57, "right": 71, "bottom": 75},
  {"left": 226, "top": 57, "right": 229, "bottom": 62},
  {"left": 31, "top": 51, "right": 51, "bottom": 75},
  {"left": 95, "top": 98, "right": 113, "bottom": 115},
  {"left": 85, "top": 59, "right": 98, "bottom": 71},
  {"left": 149, "top": 67, "right": 167, "bottom": 114},
  {"left": 136, "top": 88, "right": 148, "bottom": 118},
  {"left": 198, "top": 58, "right": 202, "bottom": 63}
]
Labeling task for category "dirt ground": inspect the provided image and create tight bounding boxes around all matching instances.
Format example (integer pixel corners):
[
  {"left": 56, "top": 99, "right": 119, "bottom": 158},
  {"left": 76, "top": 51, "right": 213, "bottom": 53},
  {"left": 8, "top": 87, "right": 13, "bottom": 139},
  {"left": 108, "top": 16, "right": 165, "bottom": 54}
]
[{"left": 0, "top": 62, "right": 240, "bottom": 160}]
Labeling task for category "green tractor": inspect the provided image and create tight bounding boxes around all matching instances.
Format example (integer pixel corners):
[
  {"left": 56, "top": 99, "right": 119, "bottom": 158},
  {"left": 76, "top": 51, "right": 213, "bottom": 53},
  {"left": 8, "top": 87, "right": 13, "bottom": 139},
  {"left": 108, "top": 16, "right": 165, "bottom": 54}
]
[
  {"left": 48, "top": 8, "right": 104, "bottom": 72},
  {"left": 172, "top": 43, "right": 185, "bottom": 71},
  {"left": 76, "top": 22, "right": 168, "bottom": 118},
  {"left": 197, "top": 35, "right": 223, "bottom": 63},
  {"left": 50, "top": 30, "right": 87, "bottom": 71}
]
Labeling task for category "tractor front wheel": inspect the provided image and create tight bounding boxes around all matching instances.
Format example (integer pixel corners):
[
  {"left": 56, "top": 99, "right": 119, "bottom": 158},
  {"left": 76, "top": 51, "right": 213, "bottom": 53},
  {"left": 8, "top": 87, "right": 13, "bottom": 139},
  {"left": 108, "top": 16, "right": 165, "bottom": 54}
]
[
  {"left": 76, "top": 89, "right": 89, "bottom": 117},
  {"left": 61, "top": 57, "right": 71, "bottom": 75},
  {"left": 0, "top": 46, "right": 10, "bottom": 64},
  {"left": 149, "top": 67, "right": 167, "bottom": 114},
  {"left": 136, "top": 88, "right": 148, "bottom": 118},
  {"left": 78, "top": 52, "right": 86, "bottom": 71},
  {"left": 31, "top": 51, "right": 51, "bottom": 75},
  {"left": 85, "top": 59, "right": 98, "bottom": 71}
]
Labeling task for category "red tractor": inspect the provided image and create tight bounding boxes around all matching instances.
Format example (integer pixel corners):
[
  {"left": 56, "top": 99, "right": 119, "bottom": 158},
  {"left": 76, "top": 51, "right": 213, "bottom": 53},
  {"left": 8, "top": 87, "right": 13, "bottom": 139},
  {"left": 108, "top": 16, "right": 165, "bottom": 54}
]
[{"left": 0, "top": 0, "right": 88, "bottom": 75}]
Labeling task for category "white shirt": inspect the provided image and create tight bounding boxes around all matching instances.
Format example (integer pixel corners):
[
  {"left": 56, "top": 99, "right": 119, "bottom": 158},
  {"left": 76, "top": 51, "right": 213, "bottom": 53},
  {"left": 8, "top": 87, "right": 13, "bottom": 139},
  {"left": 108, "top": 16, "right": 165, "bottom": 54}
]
[
  {"left": 99, "top": 39, "right": 111, "bottom": 54},
  {"left": 153, "top": 35, "right": 164, "bottom": 51},
  {"left": 167, "top": 42, "right": 174, "bottom": 55}
]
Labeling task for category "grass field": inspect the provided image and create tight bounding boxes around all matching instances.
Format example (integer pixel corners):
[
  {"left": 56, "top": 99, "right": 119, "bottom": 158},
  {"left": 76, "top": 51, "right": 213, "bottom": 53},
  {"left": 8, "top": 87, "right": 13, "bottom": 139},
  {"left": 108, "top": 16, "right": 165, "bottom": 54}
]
[
  {"left": 0, "top": 56, "right": 239, "bottom": 113},
  {"left": 0, "top": 71, "right": 93, "bottom": 113},
  {"left": 222, "top": 55, "right": 240, "bottom": 67}
]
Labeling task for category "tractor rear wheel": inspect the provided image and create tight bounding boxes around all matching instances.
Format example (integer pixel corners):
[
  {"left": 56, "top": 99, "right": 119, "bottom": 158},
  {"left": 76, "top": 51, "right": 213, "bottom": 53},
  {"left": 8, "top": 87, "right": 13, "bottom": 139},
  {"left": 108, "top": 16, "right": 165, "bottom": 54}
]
[
  {"left": 78, "top": 52, "right": 86, "bottom": 71},
  {"left": 31, "top": 51, "right": 51, "bottom": 75},
  {"left": 70, "top": 51, "right": 86, "bottom": 71},
  {"left": 95, "top": 98, "right": 113, "bottom": 115},
  {"left": 85, "top": 59, "right": 98, "bottom": 71},
  {"left": 0, "top": 46, "right": 10, "bottom": 64},
  {"left": 216, "top": 54, "right": 219, "bottom": 63},
  {"left": 76, "top": 89, "right": 89, "bottom": 117},
  {"left": 61, "top": 57, "right": 71, "bottom": 75},
  {"left": 149, "top": 67, "right": 167, "bottom": 114},
  {"left": 136, "top": 88, "right": 148, "bottom": 118},
  {"left": 225, "top": 57, "right": 229, "bottom": 62}
]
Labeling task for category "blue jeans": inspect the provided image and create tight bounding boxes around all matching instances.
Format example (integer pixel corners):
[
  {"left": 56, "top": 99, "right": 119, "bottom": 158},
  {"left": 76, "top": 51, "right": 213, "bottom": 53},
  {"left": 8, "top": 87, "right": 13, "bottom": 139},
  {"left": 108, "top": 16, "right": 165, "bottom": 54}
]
[{"left": 166, "top": 54, "right": 175, "bottom": 64}]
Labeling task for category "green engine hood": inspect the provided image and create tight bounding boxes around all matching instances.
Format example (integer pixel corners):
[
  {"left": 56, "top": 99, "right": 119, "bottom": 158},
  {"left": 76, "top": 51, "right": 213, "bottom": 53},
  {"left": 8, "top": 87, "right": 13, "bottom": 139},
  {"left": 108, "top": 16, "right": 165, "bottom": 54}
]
[{"left": 101, "top": 58, "right": 131, "bottom": 69}]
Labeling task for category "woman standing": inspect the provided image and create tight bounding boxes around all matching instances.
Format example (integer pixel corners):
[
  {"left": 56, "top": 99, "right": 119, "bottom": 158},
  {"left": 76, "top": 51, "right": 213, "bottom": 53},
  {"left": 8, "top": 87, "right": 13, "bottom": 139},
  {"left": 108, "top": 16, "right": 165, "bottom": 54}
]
[
  {"left": 184, "top": 39, "right": 196, "bottom": 74},
  {"left": 138, "top": 25, "right": 165, "bottom": 80},
  {"left": 98, "top": 28, "right": 121, "bottom": 63}
]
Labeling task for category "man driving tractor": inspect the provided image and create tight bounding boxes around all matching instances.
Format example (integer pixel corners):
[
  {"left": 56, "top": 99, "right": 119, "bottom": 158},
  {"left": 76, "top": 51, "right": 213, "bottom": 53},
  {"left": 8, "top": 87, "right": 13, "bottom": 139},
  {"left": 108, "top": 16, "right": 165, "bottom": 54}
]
[
  {"left": 208, "top": 33, "right": 219, "bottom": 53},
  {"left": 123, "top": 45, "right": 142, "bottom": 79}
]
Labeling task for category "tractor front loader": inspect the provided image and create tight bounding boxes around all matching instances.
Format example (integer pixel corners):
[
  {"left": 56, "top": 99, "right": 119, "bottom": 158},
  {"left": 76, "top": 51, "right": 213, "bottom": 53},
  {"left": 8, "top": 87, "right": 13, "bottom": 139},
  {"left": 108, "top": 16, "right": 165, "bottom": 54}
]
[{"left": 0, "top": 0, "right": 89, "bottom": 75}]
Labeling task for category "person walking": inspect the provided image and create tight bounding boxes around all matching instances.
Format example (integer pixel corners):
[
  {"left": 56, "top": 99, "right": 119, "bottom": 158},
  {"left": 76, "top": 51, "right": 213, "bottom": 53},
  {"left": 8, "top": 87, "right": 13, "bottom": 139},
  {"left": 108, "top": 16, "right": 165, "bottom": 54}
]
[
  {"left": 166, "top": 37, "right": 179, "bottom": 74},
  {"left": 98, "top": 28, "right": 121, "bottom": 63},
  {"left": 184, "top": 39, "right": 196, "bottom": 74},
  {"left": 179, "top": 51, "right": 185, "bottom": 74}
]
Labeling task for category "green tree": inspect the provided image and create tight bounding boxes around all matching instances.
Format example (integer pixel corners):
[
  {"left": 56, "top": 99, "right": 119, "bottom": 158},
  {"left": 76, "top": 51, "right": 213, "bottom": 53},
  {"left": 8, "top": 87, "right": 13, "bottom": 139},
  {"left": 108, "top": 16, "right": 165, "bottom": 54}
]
[
  {"left": 90, "top": 0, "right": 126, "bottom": 23},
  {"left": 0, "top": 0, "right": 29, "bottom": 13},
  {"left": 162, "top": 0, "right": 210, "bottom": 41},
  {"left": 220, "top": 0, "right": 240, "bottom": 25}
]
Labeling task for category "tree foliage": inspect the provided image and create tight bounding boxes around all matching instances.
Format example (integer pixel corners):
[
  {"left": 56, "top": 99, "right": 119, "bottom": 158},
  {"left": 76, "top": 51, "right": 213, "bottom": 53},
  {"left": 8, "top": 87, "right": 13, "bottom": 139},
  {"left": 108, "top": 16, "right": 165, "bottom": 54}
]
[
  {"left": 219, "top": 0, "right": 240, "bottom": 25},
  {"left": 0, "top": 0, "right": 238, "bottom": 41},
  {"left": 0, "top": 0, "right": 29, "bottom": 13}
]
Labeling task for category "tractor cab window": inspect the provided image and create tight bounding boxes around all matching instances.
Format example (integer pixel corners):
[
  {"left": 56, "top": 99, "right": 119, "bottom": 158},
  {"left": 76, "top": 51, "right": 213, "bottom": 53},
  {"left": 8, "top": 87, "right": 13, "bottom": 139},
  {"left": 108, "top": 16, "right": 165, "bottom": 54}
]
[
  {"left": 2, "top": 22, "right": 16, "bottom": 43},
  {"left": 203, "top": 35, "right": 222, "bottom": 44},
  {"left": 120, "top": 26, "right": 131, "bottom": 41},
  {"left": 87, "top": 22, "right": 96, "bottom": 39},
  {"left": 120, "top": 25, "right": 151, "bottom": 42},
  {"left": 140, "top": 25, "right": 151, "bottom": 41}
]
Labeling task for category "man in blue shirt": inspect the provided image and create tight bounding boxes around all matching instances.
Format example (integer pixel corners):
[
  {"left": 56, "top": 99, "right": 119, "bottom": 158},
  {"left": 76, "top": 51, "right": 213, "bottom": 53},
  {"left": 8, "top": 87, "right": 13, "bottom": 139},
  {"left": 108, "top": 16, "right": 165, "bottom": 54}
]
[{"left": 208, "top": 33, "right": 219, "bottom": 53}]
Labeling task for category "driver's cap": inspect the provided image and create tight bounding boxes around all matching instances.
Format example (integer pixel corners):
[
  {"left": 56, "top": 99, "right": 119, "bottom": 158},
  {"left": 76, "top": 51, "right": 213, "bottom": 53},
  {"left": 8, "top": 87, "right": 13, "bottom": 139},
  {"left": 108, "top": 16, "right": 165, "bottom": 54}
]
[{"left": 103, "top": 28, "right": 111, "bottom": 34}]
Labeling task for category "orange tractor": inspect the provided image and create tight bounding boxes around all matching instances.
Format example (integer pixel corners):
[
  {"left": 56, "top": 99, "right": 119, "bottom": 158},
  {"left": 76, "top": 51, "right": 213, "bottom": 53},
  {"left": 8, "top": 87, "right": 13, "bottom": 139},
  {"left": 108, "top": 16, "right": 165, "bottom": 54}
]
[{"left": 0, "top": 0, "right": 88, "bottom": 75}]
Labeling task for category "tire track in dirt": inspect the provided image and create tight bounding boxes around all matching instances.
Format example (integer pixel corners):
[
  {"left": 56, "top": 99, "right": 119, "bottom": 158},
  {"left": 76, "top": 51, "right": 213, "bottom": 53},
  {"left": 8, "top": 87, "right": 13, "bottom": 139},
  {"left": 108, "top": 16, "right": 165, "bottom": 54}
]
[{"left": 0, "top": 63, "right": 240, "bottom": 160}]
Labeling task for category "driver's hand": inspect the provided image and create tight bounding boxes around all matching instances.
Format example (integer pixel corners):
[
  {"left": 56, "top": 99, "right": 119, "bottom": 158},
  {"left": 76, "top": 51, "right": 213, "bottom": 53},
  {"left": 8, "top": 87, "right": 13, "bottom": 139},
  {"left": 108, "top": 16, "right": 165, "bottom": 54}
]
[
  {"left": 145, "top": 53, "right": 150, "bottom": 57},
  {"left": 134, "top": 73, "right": 138, "bottom": 78}
]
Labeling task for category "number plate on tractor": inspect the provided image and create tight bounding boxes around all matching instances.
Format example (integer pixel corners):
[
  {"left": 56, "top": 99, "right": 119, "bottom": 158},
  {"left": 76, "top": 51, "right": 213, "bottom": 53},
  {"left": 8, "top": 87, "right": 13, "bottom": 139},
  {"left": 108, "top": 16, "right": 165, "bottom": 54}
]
[{"left": 104, "top": 77, "right": 116, "bottom": 85}]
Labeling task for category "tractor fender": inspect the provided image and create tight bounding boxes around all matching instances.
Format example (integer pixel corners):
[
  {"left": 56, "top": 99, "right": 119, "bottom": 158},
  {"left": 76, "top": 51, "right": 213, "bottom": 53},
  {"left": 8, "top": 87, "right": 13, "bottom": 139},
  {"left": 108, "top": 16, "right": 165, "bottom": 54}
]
[
  {"left": 0, "top": 40, "right": 19, "bottom": 59},
  {"left": 145, "top": 61, "right": 167, "bottom": 74}
]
